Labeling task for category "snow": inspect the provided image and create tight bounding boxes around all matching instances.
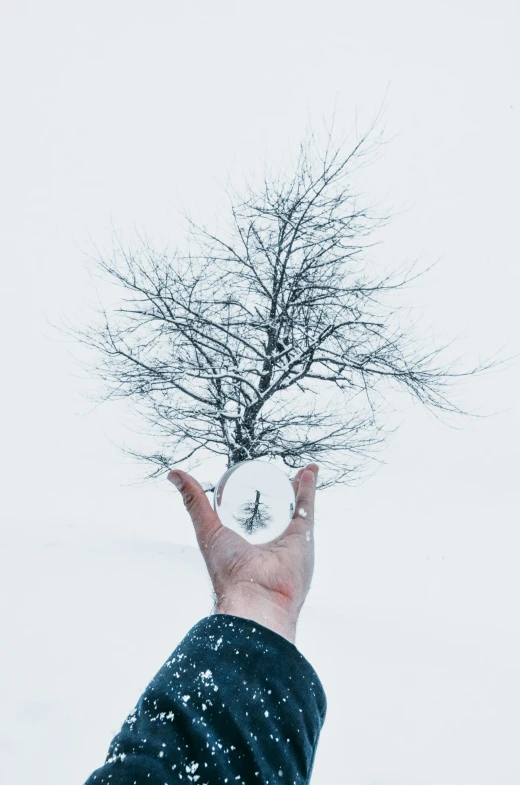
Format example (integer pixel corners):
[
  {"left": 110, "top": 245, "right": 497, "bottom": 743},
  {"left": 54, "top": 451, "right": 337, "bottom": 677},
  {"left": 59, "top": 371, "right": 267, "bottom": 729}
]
[
  {"left": 0, "top": 7, "right": 518, "bottom": 782},
  {"left": 1, "top": 504, "right": 520, "bottom": 785}
]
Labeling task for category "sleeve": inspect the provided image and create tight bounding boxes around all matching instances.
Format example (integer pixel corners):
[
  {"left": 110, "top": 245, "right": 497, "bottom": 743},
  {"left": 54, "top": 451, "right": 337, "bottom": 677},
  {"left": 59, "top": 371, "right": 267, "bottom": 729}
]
[{"left": 84, "top": 613, "right": 327, "bottom": 785}]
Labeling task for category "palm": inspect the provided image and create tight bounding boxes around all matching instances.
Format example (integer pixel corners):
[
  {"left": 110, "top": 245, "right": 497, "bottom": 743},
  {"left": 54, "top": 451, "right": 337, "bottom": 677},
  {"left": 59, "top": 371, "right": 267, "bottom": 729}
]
[
  {"left": 168, "top": 463, "right": 318, "bottom": 622},
  {"left": 197, "top": 466, "right": 317, "bottom": 617},
  {"left": 208, "top": 526, "right": 311, "bottom": 612}
]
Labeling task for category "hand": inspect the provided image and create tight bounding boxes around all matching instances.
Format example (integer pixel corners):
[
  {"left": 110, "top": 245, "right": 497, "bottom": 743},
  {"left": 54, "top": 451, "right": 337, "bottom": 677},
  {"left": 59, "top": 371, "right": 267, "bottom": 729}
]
[{"left": 167, "top": 464, "right": 319, "bottom": 643}]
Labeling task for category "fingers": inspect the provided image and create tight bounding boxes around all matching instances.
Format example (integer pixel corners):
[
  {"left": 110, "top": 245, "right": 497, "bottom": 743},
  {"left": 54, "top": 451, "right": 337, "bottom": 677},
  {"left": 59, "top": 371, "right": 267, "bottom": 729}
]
[
  {"left": 291, "top": 467, "right": 304, "bottom": 497},
  {"left": 285, "top": 463, "right": 319, "bottom": 537},
  {"left": 168, "top": 469, "right": 222, "bottom": 551},
  {"left": 169, "top": 463, "right": 319, "bottom": 548}
]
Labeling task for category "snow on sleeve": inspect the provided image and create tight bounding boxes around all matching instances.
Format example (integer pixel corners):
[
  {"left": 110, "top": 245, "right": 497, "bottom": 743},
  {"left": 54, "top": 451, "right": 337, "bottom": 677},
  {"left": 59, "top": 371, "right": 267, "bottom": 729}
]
[{"left": 83, "top": 614, "right": 326, "bottom": 785}]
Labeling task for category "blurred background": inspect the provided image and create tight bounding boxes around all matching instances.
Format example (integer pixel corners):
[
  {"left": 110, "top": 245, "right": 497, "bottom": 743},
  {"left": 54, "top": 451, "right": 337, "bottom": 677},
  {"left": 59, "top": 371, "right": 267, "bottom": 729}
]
[{"left": 0, "top": 1, "right": 518, "bottom": 783}]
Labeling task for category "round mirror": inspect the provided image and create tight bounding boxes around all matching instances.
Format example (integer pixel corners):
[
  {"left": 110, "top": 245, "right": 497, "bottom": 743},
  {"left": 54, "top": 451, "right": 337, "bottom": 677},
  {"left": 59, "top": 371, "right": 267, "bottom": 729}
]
[{"left": 213, "top": 459, "right": 295, "bottom": 543}]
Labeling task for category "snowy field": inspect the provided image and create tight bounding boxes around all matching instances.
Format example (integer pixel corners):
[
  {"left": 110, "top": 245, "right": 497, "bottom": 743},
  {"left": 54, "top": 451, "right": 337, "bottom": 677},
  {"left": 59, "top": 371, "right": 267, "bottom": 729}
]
[
  {"left": 1, "top": 1, "right": 519, "bottom": 783},
  {"left": 2, "top": 467, "right": 519, "bottom": 784}
]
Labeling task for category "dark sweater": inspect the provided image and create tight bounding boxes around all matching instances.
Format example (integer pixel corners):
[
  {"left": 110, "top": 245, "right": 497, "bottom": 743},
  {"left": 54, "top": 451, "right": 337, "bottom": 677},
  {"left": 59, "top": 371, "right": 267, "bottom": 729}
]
[{"left": 84, "top": 614, "right": 327, "bottom": 785}]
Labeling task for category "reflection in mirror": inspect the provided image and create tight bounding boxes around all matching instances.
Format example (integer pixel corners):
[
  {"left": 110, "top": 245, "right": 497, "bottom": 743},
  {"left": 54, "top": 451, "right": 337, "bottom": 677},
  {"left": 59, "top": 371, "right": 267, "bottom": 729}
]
[{"left": 213, "top": 460, "right": 295, "bottom": 544}]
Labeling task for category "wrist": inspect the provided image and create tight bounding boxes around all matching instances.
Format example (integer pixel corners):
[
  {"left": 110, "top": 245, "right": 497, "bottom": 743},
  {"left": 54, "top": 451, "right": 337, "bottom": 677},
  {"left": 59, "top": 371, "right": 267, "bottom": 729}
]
[{"left": 214, "top": 588, "right": 298, "bottom": 643}]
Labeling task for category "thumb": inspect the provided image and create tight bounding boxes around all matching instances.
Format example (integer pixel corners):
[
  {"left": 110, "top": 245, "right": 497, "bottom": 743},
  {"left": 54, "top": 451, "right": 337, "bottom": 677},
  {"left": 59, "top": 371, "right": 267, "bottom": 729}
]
[{"left": 168, "top": 470, "right": 222, "bottom": 550}]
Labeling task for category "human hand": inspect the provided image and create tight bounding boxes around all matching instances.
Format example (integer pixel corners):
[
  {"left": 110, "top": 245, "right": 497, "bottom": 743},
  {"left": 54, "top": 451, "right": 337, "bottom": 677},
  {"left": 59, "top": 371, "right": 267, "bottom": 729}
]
[{"left": 167, "top": 464, "right": 319, "bottom": 643}]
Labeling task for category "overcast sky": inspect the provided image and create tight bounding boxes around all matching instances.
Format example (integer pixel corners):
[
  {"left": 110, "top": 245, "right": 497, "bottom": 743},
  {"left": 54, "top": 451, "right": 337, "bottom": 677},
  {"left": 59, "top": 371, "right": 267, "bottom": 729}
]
[{"left": 1, "top": 0, "right": 520, "bottom": 692}]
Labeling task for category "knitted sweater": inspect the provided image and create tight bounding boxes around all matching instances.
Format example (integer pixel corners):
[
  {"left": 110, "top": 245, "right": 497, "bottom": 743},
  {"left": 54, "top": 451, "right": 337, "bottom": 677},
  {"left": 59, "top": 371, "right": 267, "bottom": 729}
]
[{"left": 84, "top": 614, "right": 327, "bottom": 785}]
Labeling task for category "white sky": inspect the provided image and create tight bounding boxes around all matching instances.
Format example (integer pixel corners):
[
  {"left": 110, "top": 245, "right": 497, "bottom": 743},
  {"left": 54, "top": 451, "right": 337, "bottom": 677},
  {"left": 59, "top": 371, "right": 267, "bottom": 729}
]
[{"left": 1, "top": 1, "right": 519, "bottom": 783}]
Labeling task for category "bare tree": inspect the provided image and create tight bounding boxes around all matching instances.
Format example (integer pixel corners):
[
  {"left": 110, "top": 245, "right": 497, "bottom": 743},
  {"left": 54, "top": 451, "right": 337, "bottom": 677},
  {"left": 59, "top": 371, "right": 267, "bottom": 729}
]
[
  {"left": 233, "top": 490, "right": 273, "bottom": 536},
  {"left": 58, "top": 125, "right": 493, "bottom": 489}
]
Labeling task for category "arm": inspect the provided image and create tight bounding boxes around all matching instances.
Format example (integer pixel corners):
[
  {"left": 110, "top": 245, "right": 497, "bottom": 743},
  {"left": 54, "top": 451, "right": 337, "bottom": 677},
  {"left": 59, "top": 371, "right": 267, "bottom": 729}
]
[
  {"left": 85, "top": 614, "right": 326, "bottom": 784},
  {"left": 84, "top": 465, "right": 326, "bottom": 784}
]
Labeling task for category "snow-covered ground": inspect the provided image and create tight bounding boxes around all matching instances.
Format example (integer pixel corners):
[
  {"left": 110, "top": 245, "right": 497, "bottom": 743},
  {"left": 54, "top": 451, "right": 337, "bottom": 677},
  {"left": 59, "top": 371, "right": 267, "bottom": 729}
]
[{"left": 2, "top": 497, "right": 519, "bottom": 784}]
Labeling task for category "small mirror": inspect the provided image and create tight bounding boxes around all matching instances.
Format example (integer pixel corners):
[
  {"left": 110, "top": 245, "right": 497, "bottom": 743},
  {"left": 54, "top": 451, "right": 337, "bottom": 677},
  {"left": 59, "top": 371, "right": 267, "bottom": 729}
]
[{"left": 213, "top": 459, "right": 295, "bottom": 543}]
